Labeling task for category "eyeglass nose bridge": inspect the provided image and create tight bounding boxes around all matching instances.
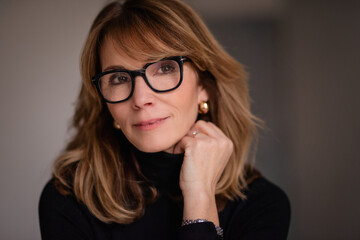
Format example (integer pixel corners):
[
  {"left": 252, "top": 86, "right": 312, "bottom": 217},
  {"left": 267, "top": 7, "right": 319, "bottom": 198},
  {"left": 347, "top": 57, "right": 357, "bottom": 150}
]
[
  {"left": 128, "top": 69, "right": 158, "bottom": 96},
  {"left": 131, "top": 69, "right": 146, "bottom": 77}
]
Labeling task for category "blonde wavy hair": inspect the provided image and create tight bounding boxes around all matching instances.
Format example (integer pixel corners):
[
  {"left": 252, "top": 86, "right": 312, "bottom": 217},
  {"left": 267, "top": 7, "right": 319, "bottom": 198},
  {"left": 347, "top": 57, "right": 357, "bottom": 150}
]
[{"left": 54, "top": 0, "right": 261, "bottom": 224}]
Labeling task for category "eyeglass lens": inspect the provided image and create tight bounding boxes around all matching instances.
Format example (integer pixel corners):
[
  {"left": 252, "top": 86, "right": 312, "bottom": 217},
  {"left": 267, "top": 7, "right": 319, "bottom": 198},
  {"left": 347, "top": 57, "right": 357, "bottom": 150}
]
[{"left": 98, "top": 59, "right": 181, "bottom": 102}]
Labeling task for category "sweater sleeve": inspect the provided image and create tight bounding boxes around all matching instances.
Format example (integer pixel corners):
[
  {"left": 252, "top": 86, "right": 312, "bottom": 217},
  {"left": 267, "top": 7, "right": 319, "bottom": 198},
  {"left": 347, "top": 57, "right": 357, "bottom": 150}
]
[
  {"left": 178, "top": 222, "right": 222, "bottom": 240},
  {"left": 38, "top": 180, "right": 94, "bottom": 240}
]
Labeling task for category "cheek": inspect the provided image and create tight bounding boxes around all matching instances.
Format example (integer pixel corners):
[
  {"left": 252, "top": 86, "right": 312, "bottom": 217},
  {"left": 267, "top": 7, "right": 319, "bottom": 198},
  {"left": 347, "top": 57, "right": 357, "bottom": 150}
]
[
  {"left": 106, "top": 104, "right": 127, "bottom": 126},
  {"left": 182, "top": 100, "right": 199, "bottom": 129},
  {"left": 182, "top": 94, "right": 198, "bottom": 117},
  {"left": 173, "top": 82, "right": 199, "bottom": 126}
]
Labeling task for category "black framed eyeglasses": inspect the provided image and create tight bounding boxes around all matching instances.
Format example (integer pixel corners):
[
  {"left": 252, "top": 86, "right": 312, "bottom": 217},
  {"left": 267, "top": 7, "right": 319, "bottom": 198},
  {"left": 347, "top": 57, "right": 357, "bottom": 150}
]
[{"left": 92, "top": 56, "right": 189, "bottom": 103}]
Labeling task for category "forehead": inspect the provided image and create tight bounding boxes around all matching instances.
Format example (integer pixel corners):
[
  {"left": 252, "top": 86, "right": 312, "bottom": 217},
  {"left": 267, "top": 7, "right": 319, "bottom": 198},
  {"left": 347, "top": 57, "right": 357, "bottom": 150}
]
[
  {"left": 99, "top": 33, "right": 182, "bottom": 71},
  {"left": 100, "top": 37, "right": 144, "bottom": 71}
]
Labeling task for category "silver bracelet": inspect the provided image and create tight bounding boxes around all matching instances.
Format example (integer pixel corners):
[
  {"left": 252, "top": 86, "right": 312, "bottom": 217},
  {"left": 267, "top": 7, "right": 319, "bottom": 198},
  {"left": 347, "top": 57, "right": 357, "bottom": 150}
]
[{"left": 181, "top": 219, "right": 224, "bottom": 239}]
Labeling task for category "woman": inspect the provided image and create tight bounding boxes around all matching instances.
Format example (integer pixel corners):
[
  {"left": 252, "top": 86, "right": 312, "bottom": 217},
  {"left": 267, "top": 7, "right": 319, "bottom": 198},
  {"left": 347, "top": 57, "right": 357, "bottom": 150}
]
[{"left": 39, "top": 0, "right": 290, "bottom": 239}]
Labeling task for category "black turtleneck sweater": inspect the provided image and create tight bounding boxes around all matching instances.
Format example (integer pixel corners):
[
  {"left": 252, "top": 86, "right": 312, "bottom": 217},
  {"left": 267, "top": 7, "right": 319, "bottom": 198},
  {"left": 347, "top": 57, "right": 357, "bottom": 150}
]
[{"left": 39, "top": 150, "right": 290, "bottom": 239}]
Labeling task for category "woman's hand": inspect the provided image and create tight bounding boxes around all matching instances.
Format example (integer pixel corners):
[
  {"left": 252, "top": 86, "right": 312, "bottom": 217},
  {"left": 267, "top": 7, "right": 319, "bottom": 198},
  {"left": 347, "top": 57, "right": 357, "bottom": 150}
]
[{"left": 173, "top": 120, "right": 233, "bottom": 225}]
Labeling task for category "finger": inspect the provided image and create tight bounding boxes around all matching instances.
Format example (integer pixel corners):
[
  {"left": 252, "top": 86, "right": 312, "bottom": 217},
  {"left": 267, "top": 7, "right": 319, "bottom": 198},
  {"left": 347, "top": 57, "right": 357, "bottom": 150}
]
[
  {"left": 185, "top": 128, "right": 210, "bottom": 141},
  {"left": 191, "top": 120, "right": 227, "bottom": 139},
  {"left": 192, "top": 121, "right": 234, "bottom": 158},
  {"left": 173, "top": 135, "right": 195, "bottom": 153}
]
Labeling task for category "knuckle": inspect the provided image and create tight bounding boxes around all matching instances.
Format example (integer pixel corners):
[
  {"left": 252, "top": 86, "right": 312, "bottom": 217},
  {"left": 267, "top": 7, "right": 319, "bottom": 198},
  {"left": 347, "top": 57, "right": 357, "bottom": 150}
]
[
  {"left": 227, "top": 138, "right": 233, "bottom": 147},
  {"left": 218, "top": 141, "right": 225, "bottom": 149},
  {"left": 195, "top": 120, "right": 206, "bottom": 128},
  {"left": 227, "top": 142, "right": 234, "bottom": 155},
  {"left": 196, "top": 120, "right": 206, "bottom": 124},
  {"left": 228, "top": 141, "right": 234, "bottom": 152},
  {"left": 208, "top": 138, "right": 217, "bottom": 146},
  {"left": 208, "top": 139, "right": 220, "bottom": 149}
]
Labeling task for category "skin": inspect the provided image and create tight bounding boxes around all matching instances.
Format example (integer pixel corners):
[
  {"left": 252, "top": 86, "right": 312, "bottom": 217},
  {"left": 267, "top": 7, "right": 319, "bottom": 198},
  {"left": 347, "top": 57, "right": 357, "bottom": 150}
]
[{"left": 100, "top": 37, "right": 233, "bottom": 226}]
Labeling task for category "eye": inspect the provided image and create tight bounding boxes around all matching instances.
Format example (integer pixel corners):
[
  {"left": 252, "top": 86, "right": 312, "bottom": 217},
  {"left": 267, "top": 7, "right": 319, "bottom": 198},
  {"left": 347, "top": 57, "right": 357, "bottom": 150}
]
[
  {"left": 146, "top": 59, "right": 179, "bottom": 79},
  {"left": 108, "top": 72, "right": 131, "bottom": 85},
  {"left": 159, "top": 64, "right": 175, "bottom": 74},
  {"left": 156, "top": 60, "right": 178, "bottom": 74}
]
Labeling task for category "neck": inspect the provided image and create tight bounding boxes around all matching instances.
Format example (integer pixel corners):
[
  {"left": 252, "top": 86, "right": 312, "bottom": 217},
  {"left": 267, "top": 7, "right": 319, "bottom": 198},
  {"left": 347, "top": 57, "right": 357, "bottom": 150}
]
[{"left": 134, "top": 148, "right": 184, "bottom": 196}]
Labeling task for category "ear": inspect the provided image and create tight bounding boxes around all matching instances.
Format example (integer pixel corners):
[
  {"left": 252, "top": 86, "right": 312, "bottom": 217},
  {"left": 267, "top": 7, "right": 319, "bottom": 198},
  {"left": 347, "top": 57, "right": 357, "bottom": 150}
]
[{"left": 197, "top": 84, "right": 209, "bottom": 103}]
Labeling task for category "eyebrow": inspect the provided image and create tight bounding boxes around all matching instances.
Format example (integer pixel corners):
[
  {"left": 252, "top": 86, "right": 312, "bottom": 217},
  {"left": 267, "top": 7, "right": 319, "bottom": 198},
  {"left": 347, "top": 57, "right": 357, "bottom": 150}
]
[
  {"left": 102, "top": 62, "right": 150, "bottom": 73},
  {"left": 102, "top": 65, "right": 127, "bottom": 72}
]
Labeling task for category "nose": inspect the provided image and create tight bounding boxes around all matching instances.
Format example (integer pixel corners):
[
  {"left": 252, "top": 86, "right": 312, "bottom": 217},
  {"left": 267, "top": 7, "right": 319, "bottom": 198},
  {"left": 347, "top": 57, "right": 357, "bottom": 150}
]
[{"left": 131, "top": 75, "right": 154, "bottom": 109}]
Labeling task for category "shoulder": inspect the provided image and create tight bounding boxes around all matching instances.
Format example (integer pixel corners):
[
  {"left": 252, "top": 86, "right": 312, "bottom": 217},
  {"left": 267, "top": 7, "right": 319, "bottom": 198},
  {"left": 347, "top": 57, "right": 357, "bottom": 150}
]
[
  {"left": 39, "top": 178, "right": 77, "bottom": 214},
  {"left": 229, "top": 176, "right": 291, "bottom": 219},
  {"left": 39, "top": 179, "right": 94, "bottom": 239},
  {"left": 246, "top": 177, "right": 290, "bottom": 209},
  {"left": 220, "top": 177, "right": 291, "bottom": 239}
]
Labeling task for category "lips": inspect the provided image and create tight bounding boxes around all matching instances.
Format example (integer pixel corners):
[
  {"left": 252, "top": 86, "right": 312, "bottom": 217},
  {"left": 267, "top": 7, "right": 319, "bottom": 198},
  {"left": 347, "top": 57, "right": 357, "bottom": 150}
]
[{"left": 133, "top": 117, "right": 169, "bottom": 130}]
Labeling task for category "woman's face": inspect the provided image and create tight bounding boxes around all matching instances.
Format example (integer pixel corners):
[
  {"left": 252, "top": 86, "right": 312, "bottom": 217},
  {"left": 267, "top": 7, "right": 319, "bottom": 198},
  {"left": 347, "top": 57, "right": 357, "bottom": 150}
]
[{"left": 100, "top": 38, "right": 208, "bottom": 153}]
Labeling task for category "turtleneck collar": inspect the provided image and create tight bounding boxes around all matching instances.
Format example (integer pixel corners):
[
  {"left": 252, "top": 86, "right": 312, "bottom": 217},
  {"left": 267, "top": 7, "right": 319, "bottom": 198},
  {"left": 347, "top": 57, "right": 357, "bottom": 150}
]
[{"left": 134, "top": 148, "right": 184, "bottom": 196}]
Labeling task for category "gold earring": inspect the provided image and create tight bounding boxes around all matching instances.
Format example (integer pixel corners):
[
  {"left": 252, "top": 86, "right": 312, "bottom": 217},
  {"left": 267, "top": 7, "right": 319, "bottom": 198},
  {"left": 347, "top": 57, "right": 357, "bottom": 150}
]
[
  {"left": 113, "top": 120, "right": 121, "bottom": 130},
  {"left": 198, "top": 100, "right": 209, "bottom": 114}
]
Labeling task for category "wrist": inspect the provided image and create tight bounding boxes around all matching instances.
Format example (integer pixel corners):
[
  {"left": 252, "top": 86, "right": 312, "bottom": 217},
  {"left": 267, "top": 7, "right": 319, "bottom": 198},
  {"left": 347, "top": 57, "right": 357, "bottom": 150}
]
[
  {"left": 181, "top": 219, "right": 224, "bottom": 239},
  {"left": 182, "top": 191, "right": 219, "bottom": 225}
]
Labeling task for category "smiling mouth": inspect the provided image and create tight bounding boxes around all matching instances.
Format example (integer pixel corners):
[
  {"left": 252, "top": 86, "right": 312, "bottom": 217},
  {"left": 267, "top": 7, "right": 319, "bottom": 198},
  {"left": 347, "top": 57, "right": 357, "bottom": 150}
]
[{"left": 133, "top": 117, "right": 169, "bottom": 130}]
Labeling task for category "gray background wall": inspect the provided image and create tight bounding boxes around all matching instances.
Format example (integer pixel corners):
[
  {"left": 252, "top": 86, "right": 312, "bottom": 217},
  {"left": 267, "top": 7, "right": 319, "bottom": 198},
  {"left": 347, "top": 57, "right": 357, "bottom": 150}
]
[{"left": 0, "top": 0, "right": 359, "bottom": 239}]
